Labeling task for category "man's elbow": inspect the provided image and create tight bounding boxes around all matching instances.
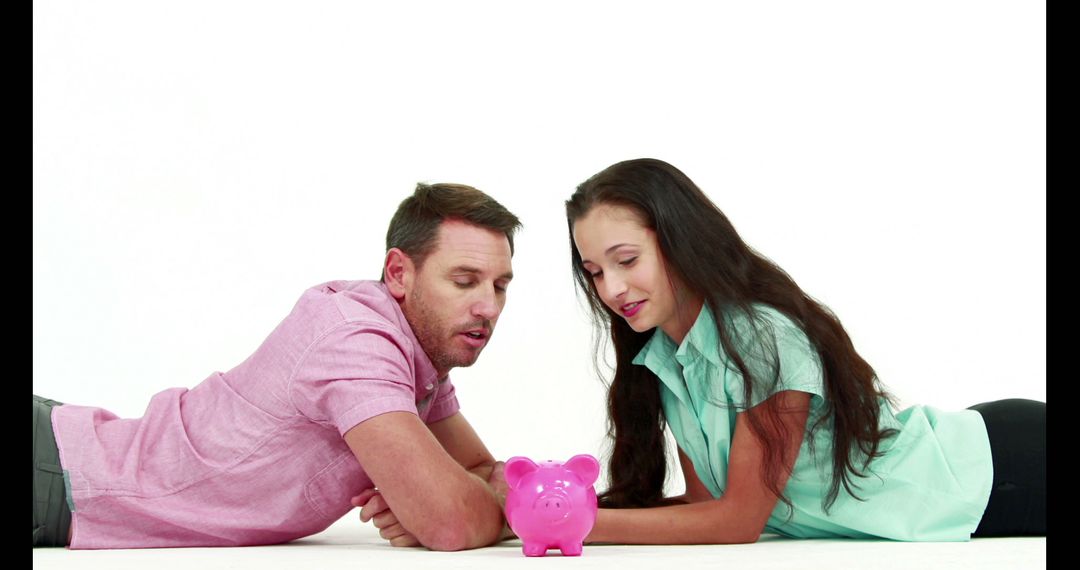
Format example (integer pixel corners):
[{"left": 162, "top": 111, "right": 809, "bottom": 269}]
[
  {"left": 419, "top": 526, "right": 470, "bottom": 552},
  {"left": 417, "top": 519, "right": 499, "bottom": 551},
  {"left": 412, "top": 505, "right": 502, "bottom": 551}
]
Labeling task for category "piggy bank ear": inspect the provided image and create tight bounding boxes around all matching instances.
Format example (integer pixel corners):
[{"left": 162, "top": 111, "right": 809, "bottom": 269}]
[
  {"left": 504, "top": 456, "right": 540, "bottom": 490},
  {"left": 564, "top": 454, "right": 600, "bottom": 486}
]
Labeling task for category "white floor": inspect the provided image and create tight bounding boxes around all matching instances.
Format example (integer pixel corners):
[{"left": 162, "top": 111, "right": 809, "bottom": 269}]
[{"left": 33, "top": 515, "right": 1046, "bottom": 570}]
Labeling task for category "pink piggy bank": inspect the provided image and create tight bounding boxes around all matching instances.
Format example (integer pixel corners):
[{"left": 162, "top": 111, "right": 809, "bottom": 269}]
[{"left": 503, "top": 454, "right": 600, "bottom": 557}]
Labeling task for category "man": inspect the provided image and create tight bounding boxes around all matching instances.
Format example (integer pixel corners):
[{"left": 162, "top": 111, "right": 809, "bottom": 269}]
[{"left": 33, "top": 182, "right": 521, "bottom": 550}]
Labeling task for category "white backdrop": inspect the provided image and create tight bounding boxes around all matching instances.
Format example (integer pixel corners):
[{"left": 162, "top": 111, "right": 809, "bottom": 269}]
[{"left": 33, "top": 1, "right": 1045, "bottom": 494}]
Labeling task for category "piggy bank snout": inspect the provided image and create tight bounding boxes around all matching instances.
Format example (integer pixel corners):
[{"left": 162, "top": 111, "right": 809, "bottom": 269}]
[{"left": 531, "top": 490, "right": 572, "bottom": 522}]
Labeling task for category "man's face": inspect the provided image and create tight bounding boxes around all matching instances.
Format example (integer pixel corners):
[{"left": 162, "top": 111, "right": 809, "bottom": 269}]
[{"left": 402, "top": 219, "right": 513, "bottom": 377}]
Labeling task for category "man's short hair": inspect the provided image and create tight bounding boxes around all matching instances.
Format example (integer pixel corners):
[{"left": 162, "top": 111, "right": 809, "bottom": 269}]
[{"left": 384, "top": 182, "right": 522, "bottom": 275}]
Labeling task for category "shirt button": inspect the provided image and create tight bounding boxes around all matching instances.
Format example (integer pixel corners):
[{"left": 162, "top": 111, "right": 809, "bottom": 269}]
[{"left": 425, "top": 383, "right": 434, "bottom": 391}]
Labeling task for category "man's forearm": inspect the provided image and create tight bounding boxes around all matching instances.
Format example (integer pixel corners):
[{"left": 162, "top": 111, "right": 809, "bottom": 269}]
[
  {"left": 464, "top": 461, "right": 516, "bottom": 544},
  {"left": 455, "top": 471, "right": 508, "bottom": 548},
  {"left": 466, "top": 461, "right": 496, "bottom": 484}
]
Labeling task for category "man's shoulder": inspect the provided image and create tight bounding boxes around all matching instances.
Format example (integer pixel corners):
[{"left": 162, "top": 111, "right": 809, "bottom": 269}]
[
  {"left": 298, "top": 279, "right": 410, "bottom": 336},
  {"left": 304, "top": 279, "right": 388, "bottom": 306}
]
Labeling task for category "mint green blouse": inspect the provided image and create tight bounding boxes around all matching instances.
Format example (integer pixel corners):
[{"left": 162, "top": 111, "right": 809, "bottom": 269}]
[{"left": 632, "top": 304, "right": 992, "bottom": 541}]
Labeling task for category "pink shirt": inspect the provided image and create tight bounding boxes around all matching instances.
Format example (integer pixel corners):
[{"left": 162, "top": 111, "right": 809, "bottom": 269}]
[{"left": 52, "top": 280, "right": 460, "bottom": 549}]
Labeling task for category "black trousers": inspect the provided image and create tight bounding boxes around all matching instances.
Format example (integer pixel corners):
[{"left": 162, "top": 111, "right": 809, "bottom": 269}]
[
  {"left": 968, "top": 398, "right": 1046, "bottom": 537},
  {"left": 33, "top": 395, "right": 72, "bottom": 547}
]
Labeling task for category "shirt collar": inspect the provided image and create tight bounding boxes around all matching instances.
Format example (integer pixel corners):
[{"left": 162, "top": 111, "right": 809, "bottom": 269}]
[
  {"left": 371, "top": 281, "right": 443, "bottom": 386},
  {"left": 632, "top": 303, "right": 722, "bottom": 373}
]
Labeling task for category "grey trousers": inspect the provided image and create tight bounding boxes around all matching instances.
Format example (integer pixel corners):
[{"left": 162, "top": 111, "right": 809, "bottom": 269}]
[{"left": 33, "top": 395, "right": 72, "bottom": 547}]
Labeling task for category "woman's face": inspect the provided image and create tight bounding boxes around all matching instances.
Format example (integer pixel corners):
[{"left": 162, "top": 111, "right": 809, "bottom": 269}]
[{"left": 572, "top": 203, "right": 701, "bottom": 343}]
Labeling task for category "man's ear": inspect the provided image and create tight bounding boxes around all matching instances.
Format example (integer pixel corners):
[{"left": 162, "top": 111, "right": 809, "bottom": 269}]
[{"left": 383, "top": 248, "right": 414, "bottom": 301}]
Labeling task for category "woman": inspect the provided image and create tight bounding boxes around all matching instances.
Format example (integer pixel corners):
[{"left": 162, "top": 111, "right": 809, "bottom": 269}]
[{"left": 566, "top": 158, "right": 1045, "bottom": 543}]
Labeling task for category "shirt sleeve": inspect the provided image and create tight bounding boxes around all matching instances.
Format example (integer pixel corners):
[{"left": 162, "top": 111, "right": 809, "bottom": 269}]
[
  {"left": 289, "top": 322, "right": 420, "bottom": 436},
  {"left": 425, "top": 375, "right": 461, "bottom": 424},
  {"left": 726, "top": 307, "right": 826, "bottom": 410}
]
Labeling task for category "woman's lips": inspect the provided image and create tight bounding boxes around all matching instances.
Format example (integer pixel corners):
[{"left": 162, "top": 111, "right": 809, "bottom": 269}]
[{"left": 621, "top": 301, "right": 645, "bottom": 318}]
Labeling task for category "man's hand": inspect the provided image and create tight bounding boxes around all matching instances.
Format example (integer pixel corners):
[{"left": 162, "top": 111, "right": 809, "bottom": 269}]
[
  {"left": 486, "top": 460, "right": 509, "bottom": 507},
  {"left": 482, "top": 460, "right": 517, "bottom": 541},
  {"left": 352, "top": 461, "right": 512, "bottom": 548},
  {"left": 352, "top": 488, "right": 420, "bottom": 547},
  {"left": 343, "top": 412, "right": 507, "bottom": 550}
]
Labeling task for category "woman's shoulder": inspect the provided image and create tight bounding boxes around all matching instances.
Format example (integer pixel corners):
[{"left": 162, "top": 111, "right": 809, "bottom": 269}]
[
  {"left": 721, "top": 303, "right": 807, "bottom": 343},
  {"left": 714, "top": 303, "right": 821, "bottom": 379}
]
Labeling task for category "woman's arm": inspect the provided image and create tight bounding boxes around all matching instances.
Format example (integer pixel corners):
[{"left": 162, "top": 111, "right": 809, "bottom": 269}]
[
  {"left": 586, "top": 390, "right": 811, "bottom": 545},
  {"left": 665, "top": 446, "right": 716, "bottom": 504}
]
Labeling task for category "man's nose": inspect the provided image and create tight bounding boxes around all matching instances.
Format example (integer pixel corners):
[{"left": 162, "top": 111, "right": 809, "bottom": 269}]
[{"left": 471, "top": 286, "right": 501, "bottom": 320}]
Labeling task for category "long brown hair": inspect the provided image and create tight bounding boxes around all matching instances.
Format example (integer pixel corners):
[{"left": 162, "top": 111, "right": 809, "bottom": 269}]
[{"left": 566, "top": 158, "right": 897, "bottom": 514}]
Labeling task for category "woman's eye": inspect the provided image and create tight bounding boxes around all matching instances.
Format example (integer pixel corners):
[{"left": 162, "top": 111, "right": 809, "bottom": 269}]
[{"left": 618, "top": 257, "right": 638, "bottom": 267}]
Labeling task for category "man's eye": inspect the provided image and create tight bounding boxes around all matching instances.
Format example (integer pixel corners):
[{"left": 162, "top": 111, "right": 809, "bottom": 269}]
[{"left": 454, "top": 281, "right": 474, "bottom": 288}]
